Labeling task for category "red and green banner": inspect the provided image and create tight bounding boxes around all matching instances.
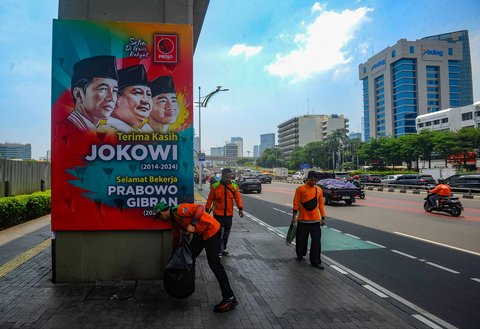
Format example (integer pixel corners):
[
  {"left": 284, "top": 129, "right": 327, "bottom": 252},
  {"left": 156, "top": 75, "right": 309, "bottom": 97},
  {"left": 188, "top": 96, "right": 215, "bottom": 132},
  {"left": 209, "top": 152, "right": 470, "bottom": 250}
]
[{"left": 51, "top": 19, "right": 193, "bottom": 230}]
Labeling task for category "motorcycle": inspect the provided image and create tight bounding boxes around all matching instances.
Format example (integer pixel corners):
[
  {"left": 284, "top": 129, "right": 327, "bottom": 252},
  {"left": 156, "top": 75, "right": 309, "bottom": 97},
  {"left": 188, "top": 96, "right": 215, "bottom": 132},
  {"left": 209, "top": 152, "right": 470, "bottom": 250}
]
[{"left": 423, "top": 193, "right": 463, "bottom": 217}]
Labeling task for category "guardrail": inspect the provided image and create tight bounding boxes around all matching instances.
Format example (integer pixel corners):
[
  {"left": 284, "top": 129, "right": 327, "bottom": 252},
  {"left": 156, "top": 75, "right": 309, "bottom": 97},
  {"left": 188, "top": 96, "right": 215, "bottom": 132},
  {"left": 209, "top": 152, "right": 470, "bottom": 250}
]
[
  {"left": 361, "top": 182, "right": 479, "bottom": 199},
  {"left": 271, "top": 178, "right": 479, "bottom": 199}
]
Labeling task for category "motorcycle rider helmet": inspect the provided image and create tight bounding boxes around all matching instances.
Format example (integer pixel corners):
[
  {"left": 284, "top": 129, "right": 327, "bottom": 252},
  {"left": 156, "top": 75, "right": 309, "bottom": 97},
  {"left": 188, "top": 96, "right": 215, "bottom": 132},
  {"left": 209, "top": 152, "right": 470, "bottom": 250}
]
[{"left": 353, "top": 175, "right": 359, "bottom": 180}]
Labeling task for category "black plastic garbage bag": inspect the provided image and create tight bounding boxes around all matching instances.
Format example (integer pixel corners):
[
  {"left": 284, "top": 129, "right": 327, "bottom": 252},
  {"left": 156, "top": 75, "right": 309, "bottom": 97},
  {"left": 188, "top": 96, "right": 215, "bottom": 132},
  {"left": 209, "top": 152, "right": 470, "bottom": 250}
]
[{"left": 163, "top": 234, "right": 195, "bottom": 298}]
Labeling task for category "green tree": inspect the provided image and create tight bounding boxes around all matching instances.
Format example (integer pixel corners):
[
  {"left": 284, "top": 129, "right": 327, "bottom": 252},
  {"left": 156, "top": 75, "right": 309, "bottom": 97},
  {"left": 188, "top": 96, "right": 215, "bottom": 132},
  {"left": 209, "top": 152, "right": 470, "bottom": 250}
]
[
  {"left": 452, "top": 127, "right": 480, "bottom": 169},
  {"left": 326, "top": 128, "right": 348, "bottom": 170},
  {"left": 397, "top": 134, "right": 422, "bottom": 170},
  {"left": 287, "top": 147, "right": 304, "bottom": 170},
  {"left": 416, "top": 130, "right": 436, "bottom": 168},
  {"left": 256, "top": 148, "right": 284, "bottom": 168},
  {"left": 432, "top": 131, "right": 457, "bottom": 167}
]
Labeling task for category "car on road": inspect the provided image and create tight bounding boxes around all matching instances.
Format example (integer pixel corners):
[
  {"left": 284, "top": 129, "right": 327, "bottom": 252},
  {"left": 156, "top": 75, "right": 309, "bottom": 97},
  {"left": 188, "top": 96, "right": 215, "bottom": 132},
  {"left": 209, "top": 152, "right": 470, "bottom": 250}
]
[
  {"left": 334, "top": 172, "right": 350, "bottom": 181},
  {"left": 237, "top": 177, "right": 262, "bottom": 193},
  {"left": 387, "top": 174, "right": 436, "bottom": 186},
  {"left": 359, "top": 174, "right": 383, "bottom": 184},
  {"left": 292, "top": 171, "right": 304, "bottom": 180},
  {"left": 445, "top": 174, "right": 480, "bottom": 191},
  {"left": 381, "top": 174, "right": 402, "bottom": 184},
  {"left": 256, "top": 174, "right": 273, "bottom": 184}
]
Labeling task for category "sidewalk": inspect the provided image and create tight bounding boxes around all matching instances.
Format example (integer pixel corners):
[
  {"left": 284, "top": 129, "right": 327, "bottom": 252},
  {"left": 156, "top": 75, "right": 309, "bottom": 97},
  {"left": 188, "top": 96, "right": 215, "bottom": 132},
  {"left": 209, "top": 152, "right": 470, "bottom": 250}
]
[{"left": 0, "top": 191, "right": 432, "bottom": 328}]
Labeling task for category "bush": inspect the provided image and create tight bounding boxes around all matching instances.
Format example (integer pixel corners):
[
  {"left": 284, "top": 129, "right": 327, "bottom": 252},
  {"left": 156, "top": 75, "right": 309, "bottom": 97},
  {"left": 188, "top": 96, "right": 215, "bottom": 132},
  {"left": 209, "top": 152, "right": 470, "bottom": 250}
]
[{"left": 0, "top": 190, "right": 51, "bottom": 229}]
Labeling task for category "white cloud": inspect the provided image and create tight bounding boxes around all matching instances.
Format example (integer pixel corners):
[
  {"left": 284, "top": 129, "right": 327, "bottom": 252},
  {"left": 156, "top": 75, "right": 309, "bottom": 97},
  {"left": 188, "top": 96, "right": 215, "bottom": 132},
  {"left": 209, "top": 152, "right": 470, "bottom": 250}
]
[
  {"left": 332, "top": 65, "right": 353, "bottom": 81},
  {"left": 228, "top": 44, "right": 263, "bottom": 59},
  {"left": 359, "top": 41, "right": 370, "bottom": 55},
  {"left": 265, "top": 7, "right": 373, "bottom": 81},
  {"left": 311, "top": 2, "right": 326, "bottom": 13}
]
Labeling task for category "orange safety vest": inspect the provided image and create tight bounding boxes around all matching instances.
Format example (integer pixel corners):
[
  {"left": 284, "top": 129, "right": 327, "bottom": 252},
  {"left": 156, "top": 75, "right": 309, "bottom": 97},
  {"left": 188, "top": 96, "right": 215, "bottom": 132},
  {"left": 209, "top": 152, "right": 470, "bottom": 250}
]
[
  {"left": 205, "top": 181, "right": 243, "bottom": 217},
  {"left": 293, "top": 184, "right": 326, "bottom": 221}
]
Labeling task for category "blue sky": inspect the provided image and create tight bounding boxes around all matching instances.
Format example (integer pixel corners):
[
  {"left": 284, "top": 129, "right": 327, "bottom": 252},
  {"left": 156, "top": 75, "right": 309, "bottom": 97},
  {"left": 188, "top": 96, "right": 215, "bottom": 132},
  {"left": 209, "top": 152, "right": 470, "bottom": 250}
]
[{"left": 0, "top": 0, "right": 479, "bottom": 159}]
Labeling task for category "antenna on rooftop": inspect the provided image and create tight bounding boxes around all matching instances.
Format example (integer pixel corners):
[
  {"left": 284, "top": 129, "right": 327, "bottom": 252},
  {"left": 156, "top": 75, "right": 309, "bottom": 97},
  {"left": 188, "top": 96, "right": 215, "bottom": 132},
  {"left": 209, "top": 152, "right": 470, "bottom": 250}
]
[{"left": 307, "top": 97, "right": 310, "bottom": 115}]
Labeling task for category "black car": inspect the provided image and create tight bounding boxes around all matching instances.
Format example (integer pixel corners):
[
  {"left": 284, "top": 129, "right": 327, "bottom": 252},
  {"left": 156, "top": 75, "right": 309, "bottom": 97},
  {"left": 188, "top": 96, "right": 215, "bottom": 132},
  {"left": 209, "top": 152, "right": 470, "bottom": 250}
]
[
  {"left": 256, "top": 174, "right": 273, "bottom": 184},
  {"left": 388, "top": 174, "right": 436, "bottom": 186},
  {"left": 237, "top": 177, "right": 262, "bottom": 193},
  {"left": 445, "top": 174, "right": 480, "bottom": 191}
]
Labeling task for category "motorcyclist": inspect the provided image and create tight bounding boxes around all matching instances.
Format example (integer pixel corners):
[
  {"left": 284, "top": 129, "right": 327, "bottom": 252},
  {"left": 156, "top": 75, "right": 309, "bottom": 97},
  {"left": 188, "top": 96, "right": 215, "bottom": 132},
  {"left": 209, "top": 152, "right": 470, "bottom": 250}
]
[
  {"left": 428, "top": 178, "right": 451, "bottom": 208},
  {"left": 352, "top": 175, "right": 361, "bottom": 188}
]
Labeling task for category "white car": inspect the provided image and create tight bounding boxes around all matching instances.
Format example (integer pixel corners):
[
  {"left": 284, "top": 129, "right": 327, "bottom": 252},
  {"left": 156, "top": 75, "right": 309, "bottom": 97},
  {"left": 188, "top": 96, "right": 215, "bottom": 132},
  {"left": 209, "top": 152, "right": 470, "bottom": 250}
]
[
  {"left": 381, "top": 174, "right": 401, "bottom": 184},
  {"left": 292, "top": 172, "right": 304, "bottom": 180}
]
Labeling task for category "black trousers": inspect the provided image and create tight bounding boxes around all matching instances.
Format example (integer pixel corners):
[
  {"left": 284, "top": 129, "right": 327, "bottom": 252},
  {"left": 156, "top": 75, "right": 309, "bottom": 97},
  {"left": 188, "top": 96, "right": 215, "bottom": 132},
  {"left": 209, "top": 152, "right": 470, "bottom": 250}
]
[
  {"left": 214, "top": 215, "right": 233, "bottom": 253},
  {"left": 295, "top": 222, "right": 322, "bottom": 265},
  {"left": 190, "top": 231, "right": 234, "bottom": 299}
]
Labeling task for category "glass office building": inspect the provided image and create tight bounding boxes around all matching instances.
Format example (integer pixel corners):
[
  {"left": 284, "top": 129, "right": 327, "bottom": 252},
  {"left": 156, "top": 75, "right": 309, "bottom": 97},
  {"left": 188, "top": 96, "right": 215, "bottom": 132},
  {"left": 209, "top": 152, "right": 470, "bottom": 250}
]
[
  {"left": 359, "top": 30, "right": 473, "bottom": 140},
  {"left": 0, "top": 143, "right": 32, "bottom": 160}
]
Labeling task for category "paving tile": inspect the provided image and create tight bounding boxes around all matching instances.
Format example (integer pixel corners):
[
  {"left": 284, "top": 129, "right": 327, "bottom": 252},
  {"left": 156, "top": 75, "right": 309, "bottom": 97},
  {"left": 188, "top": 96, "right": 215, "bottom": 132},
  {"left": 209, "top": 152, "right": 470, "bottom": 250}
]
[{"left": 0, "top": 196, "right": 433, "bottom": 329}]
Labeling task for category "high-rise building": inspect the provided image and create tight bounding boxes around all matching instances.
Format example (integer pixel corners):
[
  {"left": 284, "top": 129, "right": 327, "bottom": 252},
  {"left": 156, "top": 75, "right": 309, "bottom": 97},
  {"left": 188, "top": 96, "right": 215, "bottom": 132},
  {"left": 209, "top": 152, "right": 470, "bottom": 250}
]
[
  {"left": 210, "top": 147, "right": 224, "bottom": 156},
  {"left": 0, "top": 142, "right": 32, "bottom": 160},
  {"left": 259, "top": 133, "right": 275, "bottom": 156},
  {"left": 359, "top": 30, "right": 473, "bottom": 140},
  {"left": 277, "top": 114, "right": 349, "bottom": 159},
  {"left": 253, "top": 145, "right": 259, "bottom": 158},
  {"left": 224, "top": 143, "right": 238, "bottom": 158},
  {"left": 231, "top": 137, "right": 243, "bottom": 157},
  {"left": 349, "top": 132, "right": 362, "bottom": 140}
]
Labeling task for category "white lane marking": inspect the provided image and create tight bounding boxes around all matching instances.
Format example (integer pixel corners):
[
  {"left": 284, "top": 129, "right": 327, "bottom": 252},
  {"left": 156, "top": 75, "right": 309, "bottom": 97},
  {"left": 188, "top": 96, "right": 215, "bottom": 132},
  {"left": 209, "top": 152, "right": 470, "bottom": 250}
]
[
  {"left": 330, "top": 265, "right": 348, "bottom": 275},
  {"left": 285, "top": 203, "right": 293, "bottom": 207},
  {"left": 391, "top": 250, "right": 417, "bottom": 259},
  {"left": 324, "top": 257, "right": 457, "bottom": 329},
  {"left": 242, "top": 212, "right": 456, "bottom": 329},
  {"left": 345, "top": 233, "right": 360, "bottom": 239},
  {"left": 471, "top": 278, "right": 480, "bottom": 283},
  {"left": 412, "top": 314, "right": 443, "bottom": 329},
  {"left": 363, "top": 284, "right": 389, "bottom": 298},
  {"left": 425, "top": 262, "right": 460, "bottom": 274},
  {"left": 394, "top": 232, "right": 480, "bottom": 257},
  {"left": 329, "top": 228, "right": 342, "bottom": 233},
  {"left": 366, "top": 241, "right": 386, "bottom": 248},
  {"left": 273, "top": 207, "right": 288, "bottom": 214}
]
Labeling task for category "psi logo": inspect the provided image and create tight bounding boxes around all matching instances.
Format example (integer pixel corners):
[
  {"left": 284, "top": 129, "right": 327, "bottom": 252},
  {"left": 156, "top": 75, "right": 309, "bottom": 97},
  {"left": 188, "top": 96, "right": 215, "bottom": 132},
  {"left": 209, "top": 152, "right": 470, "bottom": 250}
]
[{"left": 154, "top": 34, "right": 178, "bottom": 63}]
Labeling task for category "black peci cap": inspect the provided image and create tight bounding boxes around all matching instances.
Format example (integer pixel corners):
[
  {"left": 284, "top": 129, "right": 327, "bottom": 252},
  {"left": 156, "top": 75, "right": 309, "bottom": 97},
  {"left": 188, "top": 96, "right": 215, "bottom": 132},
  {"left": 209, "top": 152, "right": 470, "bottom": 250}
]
[
  {"left": 71, "top": 55, "right": 118, "bottom": 88},
  {"left": 117, "top": 64, "right": 149, "bottom": 91},
  {"left": 150, "top": 75, "right": 176, "bottom": 97},
  {"left": 307, "top": 171, "right": 319, "bottom": 179}
]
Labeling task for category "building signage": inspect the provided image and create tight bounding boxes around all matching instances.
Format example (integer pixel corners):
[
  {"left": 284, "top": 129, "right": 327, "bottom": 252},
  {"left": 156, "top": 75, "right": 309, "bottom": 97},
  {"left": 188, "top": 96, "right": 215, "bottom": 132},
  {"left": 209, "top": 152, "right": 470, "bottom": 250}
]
[
  {"left": 51, "top": 20, "right": 193, "bottom": 231},
  {"left": 371, "top": 59, "right": 385, "bottom": 71},
  {"left": 423, "top": 49, "right": 443, "bottom": 57}
]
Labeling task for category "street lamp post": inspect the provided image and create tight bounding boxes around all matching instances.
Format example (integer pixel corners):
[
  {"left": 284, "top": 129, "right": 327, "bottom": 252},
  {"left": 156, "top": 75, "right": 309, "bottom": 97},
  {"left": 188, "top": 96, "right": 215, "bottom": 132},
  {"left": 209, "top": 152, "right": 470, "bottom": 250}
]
[{"left": 196, "top": 86, "right": 229, "bottom": 190}]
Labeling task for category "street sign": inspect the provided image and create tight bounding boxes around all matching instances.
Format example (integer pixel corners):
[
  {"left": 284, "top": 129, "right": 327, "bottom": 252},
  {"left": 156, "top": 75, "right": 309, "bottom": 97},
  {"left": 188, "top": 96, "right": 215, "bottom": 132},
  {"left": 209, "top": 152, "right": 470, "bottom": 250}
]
[
  {"left": 300, "top": 163, "right": 311, "bottom": 169},
  {"left": 198, "top": 153, "right": 206, "bottom": 161}
]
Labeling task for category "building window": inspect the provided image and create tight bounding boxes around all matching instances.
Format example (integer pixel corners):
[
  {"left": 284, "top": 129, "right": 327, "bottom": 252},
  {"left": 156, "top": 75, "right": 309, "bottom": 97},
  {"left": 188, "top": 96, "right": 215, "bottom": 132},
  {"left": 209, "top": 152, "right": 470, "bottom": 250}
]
[
  {"left": 448, "top": 48, "right": 453, "bottom": 56},
  {"left": 392, "top": 49, "right": 396, "bottom": 58},
  {"left": 418, "top": 123, "right": 424, "bottom": 128},
  {"left": 441, "top": 118, "right": 448, "bottom": 123},
  {"left": 462, "top": 112, "right": 473, "bottom": 121},
  {"left": 363, "top": 66, "right": 366, "bottom": 74},
  {"left": 433, "top": 120, "right": 440, "bottom": 125},
  {"left": 425, "top": 121, "right": 432, "bottom": 126},
  {"left": 409, "top": 46, "right": 414, "bottom": 54}
]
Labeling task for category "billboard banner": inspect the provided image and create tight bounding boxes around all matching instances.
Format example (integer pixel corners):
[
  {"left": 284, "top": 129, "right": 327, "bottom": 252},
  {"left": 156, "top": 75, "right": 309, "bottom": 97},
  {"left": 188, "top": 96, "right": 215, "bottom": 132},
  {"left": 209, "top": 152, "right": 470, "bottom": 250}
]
[{"left": 51, "top": 19, "right": 193, "bottom": 230}]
